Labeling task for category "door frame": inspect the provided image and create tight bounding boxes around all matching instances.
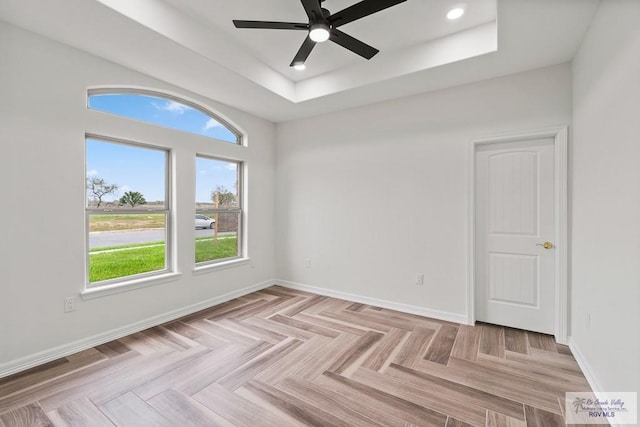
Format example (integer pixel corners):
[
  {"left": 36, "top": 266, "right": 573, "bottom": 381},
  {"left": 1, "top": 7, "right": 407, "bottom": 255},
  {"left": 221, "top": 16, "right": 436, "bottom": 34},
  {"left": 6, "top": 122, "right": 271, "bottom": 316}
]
[{"left": 467, "top": 126, "right": 569, "bottom": 344}]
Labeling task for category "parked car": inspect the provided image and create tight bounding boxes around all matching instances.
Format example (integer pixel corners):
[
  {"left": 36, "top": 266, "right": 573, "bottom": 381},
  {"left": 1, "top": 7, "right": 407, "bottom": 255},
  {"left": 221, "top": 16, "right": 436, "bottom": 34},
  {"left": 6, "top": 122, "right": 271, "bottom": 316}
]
[{"left": 195, "top": 214, "right": 215, "bottom": 229}]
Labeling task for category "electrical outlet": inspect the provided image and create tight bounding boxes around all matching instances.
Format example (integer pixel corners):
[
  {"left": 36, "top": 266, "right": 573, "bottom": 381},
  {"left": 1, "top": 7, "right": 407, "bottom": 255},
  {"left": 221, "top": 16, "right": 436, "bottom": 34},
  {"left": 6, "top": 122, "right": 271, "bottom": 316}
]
[
  {"left": 416, "top": 274, "right": 424, "bottom": 285},
  {"left": 305, "top": 258, "right": 311, "bottom": 268},
  {"left": 64, "top": 297, "right": 76, "bottom": 313}
]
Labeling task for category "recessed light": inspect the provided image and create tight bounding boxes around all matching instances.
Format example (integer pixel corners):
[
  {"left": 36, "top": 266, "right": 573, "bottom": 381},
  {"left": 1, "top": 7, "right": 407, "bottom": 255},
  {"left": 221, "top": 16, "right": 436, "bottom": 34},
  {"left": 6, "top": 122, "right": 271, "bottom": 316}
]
[
  {"left": 293, "top": 63, "right": 306, "bottom": 71},
  {"left": 447, "top": 7, "right": 465, "bottom": 20}
]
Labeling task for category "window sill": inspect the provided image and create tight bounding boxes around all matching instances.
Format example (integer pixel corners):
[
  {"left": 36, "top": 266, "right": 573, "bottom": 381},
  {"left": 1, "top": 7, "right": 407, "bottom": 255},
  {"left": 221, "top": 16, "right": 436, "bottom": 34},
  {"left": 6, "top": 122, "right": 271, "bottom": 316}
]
[
  {"left": 193, "top": 257, "right": 251, "bottom": 275},
  {"left": 81, "top": 272, "right": 182, "bottom": 300}
]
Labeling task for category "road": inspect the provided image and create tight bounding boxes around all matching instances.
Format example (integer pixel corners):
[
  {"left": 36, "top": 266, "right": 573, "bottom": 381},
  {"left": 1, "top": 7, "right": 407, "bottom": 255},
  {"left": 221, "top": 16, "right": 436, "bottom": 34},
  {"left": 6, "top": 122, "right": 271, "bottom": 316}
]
[{"left": 89, "top": 228, "right": 226, "bottom": 249}]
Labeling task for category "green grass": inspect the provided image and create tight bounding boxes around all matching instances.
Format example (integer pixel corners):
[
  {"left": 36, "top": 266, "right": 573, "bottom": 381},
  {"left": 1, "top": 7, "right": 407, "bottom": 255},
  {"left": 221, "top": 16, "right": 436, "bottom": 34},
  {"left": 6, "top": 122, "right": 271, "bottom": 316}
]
[
  {"left": 90, "top": 236, "right": 214, "bottom": 252},
  {"left": 89, "top": 237, "right": 238, "bottom": 282},
  {"left": 89, "top": 245, "right": 166, "bottom": 282},
  {"left": 195, "top": 237, "right": 238, "bottom": 263},
  {"left": 90, "top": 241, "right": 165, "bottom": 252}
]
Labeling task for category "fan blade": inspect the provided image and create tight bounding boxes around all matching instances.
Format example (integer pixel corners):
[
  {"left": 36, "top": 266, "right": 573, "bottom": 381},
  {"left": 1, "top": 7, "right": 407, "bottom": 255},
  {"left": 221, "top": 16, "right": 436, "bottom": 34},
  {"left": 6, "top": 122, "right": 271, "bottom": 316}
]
[
  {"left": 329, "top": 0, "right": 406, "bottom": 27},
  {"left": 329, "top": 29, "right": 378, "bottom": 59},
  {"left": 301, "top": 0, "right": 324, "bottom": 21},
  {"left": 233, "top": 20, "right": 308, "bottom": 30},
  {"left": 290, "top": 36, "right": 316, "bottom": 66}
]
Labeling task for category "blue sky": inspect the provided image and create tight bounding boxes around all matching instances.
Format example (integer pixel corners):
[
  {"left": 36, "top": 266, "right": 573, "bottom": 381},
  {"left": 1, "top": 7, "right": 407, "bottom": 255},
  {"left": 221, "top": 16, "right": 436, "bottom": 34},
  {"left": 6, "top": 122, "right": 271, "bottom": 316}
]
[
  {"left": 87, "top": 94, "right": 238, "bottom": 204},
  {"left": 196, "top": 157, "right": 238, "bottom": 204}
]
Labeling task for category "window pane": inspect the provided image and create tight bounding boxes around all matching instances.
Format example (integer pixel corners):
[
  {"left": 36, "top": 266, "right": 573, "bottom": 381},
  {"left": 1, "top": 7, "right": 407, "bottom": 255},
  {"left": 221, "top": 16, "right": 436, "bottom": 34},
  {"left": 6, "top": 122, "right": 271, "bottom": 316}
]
[
  {"left": 89, "top": 92, "right": 240, "bottom": 144},
  {"left": 195, "top": 212, "right": 240, "bottom": 263},
  {"left": 195, "top": 156, "right": 241, "bottom": 264},
  {"left": 86, "top": 139, "right": 166, "bottom": 209},
  {"left": 88, "top": 213, "right": 167, "bottom": 282},
  {"left": 195, "top": 157, "right": 240, "bottom": 209},
  {"left": 86, "top": 137, "right": 170, "bottom": 285}
]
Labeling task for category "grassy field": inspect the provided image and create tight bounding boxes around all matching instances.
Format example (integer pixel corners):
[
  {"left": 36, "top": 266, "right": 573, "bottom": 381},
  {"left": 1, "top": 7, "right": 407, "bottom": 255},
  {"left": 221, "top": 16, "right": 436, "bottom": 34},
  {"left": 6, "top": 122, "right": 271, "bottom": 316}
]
[
  {"left": 195, "top": 237, "right": 238, "bottom": 263},
  {"left": 89, "top": 245, "right": 166, "bottom": 282},
  {"left": 89, "top": 237, "right": 238, "bottom": 282},
  {"left": 90, "top": 241, "right": 165, "bottom": 253},
  {"left": 89, "top": 214, "right": 165, "bottom": 232}
]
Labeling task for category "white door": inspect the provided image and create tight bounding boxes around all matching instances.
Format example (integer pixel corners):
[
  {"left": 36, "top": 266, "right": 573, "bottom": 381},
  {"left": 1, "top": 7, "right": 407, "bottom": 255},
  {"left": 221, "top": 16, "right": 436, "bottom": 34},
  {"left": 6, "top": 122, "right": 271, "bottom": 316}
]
[{"left": 475, "top": 138, "right": 556, "bottom": 334}]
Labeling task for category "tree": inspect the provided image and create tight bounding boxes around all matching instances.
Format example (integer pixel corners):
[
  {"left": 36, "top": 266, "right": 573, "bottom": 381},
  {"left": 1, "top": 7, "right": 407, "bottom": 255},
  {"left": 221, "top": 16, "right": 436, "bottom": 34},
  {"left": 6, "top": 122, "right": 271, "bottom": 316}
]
[
  {"left": 119, "top": 191, "right": 147, "bottom": 208},
  {"left": 210, "top": 186, "right": 235, "bottom": 242},
  {"left": 211, "top": 185, "right": 236, "bottom": 207},
  {"left": 87, "top": 177, "right": 118, "bottom": 208}
]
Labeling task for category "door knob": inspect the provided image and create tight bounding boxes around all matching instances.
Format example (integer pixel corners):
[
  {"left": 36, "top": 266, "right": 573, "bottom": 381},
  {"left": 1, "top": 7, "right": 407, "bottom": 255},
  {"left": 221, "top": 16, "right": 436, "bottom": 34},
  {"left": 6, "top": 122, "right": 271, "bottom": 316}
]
[{"left": 536, "top": 242, "right": 553, "bottom": 249}]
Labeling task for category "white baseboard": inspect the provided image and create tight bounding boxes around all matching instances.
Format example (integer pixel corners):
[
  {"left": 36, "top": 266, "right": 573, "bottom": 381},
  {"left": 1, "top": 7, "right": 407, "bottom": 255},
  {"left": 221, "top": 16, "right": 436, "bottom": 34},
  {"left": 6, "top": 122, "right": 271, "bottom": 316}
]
[
  {"left": 569, "top": 339, "right": 609, "bottom": 423},
  {"left": 0, "top": 279, "right": 276, "bottom": 379},
  {"left": 569, "top": 338, "right": 626, "bottom": 427},
  {"left": 275, "top": 279, "right": 469, "bottom": 325},
  {"left": 569, "top": 337, "right": 605, "bottom": 393}
]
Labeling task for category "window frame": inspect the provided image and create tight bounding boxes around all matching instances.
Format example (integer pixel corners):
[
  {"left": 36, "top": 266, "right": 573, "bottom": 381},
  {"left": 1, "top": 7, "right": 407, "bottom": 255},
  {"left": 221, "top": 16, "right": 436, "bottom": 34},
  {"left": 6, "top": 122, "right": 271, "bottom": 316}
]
[
  {"left": 83, "top": 87, "right": 249, "bottom": 297},
  {"left": 85, "top": 134, "right": 172, "bottom": 288},
  {"left": 194, "top": 155, "right": 244, "bottom": 267},
  {"left": 87, "top": 88, "right": 243, "bottom": 146}
]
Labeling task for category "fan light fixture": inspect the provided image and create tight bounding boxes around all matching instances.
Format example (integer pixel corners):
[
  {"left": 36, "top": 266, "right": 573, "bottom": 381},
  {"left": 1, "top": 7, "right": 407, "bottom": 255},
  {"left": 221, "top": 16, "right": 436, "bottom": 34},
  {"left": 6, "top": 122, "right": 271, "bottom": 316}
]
[{"left": 309, "top": 23, "right": 330, "bottom": 42}]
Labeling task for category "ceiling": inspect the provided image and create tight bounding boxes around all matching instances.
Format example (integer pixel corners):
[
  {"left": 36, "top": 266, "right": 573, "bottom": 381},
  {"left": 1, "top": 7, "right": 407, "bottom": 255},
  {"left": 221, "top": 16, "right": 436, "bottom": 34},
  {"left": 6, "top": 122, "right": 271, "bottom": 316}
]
[
  {"left": 0, "top": 0, "right": 600, "bottom": 122},
  {"left": 161, "top": 0, "right": 498, "bottom": 82}
]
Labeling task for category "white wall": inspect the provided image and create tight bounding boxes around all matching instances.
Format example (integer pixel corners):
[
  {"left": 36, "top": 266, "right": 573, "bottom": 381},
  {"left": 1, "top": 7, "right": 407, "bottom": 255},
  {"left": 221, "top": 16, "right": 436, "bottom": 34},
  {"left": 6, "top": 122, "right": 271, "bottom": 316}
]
[
  {"left": 571, "top": 0, "right": 640, "bottom": 394},
  {"left": 276, "top": 64, "right": 572, "bottom": 319},
  {"left": 0, "top": 22, "right": 277, "bottom": 372}
]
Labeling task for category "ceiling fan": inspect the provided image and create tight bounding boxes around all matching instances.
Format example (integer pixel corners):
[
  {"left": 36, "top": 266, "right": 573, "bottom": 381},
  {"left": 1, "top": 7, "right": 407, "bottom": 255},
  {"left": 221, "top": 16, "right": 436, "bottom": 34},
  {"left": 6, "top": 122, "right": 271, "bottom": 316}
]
[{"left": 233, "top": 0, "right": 407, "bottom": 68}]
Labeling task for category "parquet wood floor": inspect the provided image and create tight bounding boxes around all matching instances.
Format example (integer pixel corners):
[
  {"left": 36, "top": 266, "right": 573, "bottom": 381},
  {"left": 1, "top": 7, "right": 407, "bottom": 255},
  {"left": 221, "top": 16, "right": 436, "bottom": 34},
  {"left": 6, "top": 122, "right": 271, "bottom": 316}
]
[{"left": 0, "top": 286, "right": 595, "bottom": 426}]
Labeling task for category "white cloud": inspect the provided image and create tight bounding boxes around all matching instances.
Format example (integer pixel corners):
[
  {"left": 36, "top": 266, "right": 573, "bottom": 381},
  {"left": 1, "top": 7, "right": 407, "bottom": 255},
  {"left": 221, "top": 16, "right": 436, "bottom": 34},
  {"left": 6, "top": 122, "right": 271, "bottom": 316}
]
[
  {"left": 153, "top": 100, "right": 191, "bottom": 115},
  {"left": 204, "top": 118, "right": 221, "bottom": 130},
  {"left": 87, "top": 169, "right": 98, "bottom": 177},
  {"left": 225, "top": 163, "right": 236, "bottom": 171},
  {"left": 120, "top": 185, "right": 131, "bottom": 193}
]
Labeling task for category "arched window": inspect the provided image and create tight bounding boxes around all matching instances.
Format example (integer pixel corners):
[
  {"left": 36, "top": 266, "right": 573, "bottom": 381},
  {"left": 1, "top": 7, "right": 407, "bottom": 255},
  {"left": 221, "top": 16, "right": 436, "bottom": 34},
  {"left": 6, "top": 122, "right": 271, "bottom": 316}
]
[
  {"left": 85, "top": 88, "right": 246, "bottom": 292},
  {"left": 88, "top": 89, "right": 241, "bottom": 145}
]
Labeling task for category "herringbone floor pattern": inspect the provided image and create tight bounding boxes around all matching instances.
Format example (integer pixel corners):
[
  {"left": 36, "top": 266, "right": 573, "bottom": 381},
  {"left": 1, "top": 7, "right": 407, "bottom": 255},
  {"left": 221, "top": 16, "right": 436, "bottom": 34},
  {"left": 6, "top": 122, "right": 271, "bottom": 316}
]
[{"left": 0, "top": 286, "right": 593, "bottom": 426}]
